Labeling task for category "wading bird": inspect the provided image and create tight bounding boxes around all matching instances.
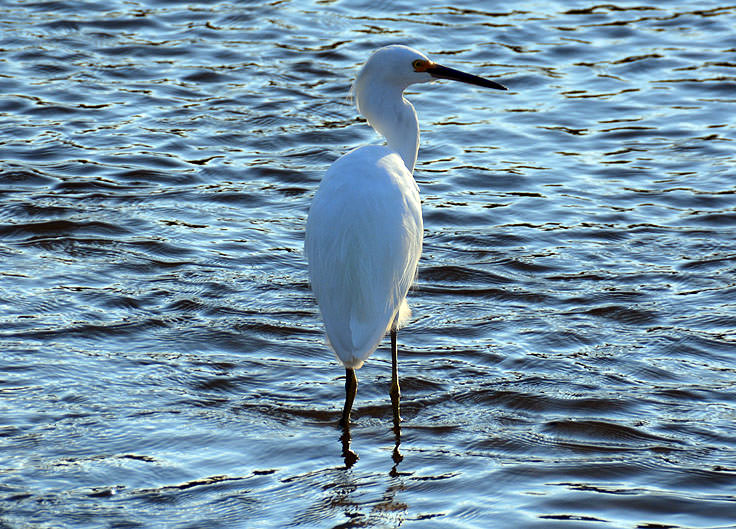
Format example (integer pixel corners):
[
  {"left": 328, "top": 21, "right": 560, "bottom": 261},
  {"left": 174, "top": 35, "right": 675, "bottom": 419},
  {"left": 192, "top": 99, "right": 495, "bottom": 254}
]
[{"left": 305, "top": 45, "right": 506, "bottom": 427}]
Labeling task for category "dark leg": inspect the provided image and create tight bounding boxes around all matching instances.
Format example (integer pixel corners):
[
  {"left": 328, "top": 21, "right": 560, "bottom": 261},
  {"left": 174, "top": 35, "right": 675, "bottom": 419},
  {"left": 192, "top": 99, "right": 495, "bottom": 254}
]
[
  {"left": 390, "top": 326, "right": 401, "bottom": 427},
  {"left": 390, "top": 324, "right": 403, "bottom": 470},
  {"left": 340, "top": 367, "right": 357, "bottom": 427}
]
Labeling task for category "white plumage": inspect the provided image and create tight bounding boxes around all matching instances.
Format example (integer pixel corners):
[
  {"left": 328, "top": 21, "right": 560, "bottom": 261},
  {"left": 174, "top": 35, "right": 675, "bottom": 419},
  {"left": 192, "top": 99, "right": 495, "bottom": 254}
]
[
  {"left": 305, "top": 45, "right": 506, "bottom": 426},
  {"left": 305, "top": 145, "right": 422, "bottom": 368}
]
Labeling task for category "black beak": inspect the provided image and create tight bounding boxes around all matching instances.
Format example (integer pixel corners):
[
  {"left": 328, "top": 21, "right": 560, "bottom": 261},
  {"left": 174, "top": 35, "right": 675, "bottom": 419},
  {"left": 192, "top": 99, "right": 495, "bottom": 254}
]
[{"left": 427, "top": 63, "right": 507, "bottom": 91}]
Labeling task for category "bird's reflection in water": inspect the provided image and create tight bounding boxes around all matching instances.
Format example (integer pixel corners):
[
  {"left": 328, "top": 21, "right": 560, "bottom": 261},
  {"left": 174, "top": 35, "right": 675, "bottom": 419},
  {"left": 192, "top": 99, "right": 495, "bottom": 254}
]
[
  {"left": 339, "top": 421, "right": 403, "bottom": 471},
  {"left": 390, "top": 422, "right": 403, "bottom": 475},
  {"left": 340, "top": 423, "right": 358, "bottom": 468},
  {"left": 328, "top": 420, "right": 409, "bottom": 526}
]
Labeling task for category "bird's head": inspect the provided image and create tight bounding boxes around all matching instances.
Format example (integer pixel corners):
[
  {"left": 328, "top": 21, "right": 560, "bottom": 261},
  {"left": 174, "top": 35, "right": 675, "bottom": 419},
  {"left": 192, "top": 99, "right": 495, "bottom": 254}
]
[{"left": 355, "top": 45, "right": 507, "bottom": 92}]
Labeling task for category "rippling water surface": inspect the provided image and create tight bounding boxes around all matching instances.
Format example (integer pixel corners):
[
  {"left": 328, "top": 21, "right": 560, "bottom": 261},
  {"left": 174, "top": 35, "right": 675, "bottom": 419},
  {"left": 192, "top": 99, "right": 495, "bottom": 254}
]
[{"left": 2, "top": 1, "right": 736, "bottom": 527}]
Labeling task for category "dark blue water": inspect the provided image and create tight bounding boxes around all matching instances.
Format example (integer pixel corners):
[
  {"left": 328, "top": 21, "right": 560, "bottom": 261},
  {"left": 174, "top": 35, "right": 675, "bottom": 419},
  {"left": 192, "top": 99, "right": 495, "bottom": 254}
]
[{"left": 2, "top": 1, "right": 735, "bottom": 527}]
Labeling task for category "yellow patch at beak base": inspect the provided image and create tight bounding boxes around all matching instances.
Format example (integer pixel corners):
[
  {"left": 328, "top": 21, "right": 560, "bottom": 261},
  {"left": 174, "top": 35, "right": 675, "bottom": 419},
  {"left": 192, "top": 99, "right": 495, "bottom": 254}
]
[{"left": 412, "top": 59, "right": 435, "bottom": 72}]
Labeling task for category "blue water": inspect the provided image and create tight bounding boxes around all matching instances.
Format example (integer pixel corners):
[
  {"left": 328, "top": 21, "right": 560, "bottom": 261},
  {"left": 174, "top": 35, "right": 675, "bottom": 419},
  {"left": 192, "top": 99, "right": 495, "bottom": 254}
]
[{"left": 1, "top": 1, "right": 735, "bottom": 528}]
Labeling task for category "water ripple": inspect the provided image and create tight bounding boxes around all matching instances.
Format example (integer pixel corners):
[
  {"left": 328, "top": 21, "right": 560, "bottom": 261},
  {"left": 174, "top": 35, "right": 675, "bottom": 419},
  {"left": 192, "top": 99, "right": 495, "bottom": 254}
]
[{"left": 2, "top": 0, "right": 736, "bottom": 528}]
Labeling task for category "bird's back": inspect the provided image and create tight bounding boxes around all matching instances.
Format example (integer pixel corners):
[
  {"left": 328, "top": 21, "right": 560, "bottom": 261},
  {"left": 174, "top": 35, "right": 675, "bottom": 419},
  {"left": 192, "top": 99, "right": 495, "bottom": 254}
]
[{"left": 305, "top": 145, "right": 423, "bottom": 368}]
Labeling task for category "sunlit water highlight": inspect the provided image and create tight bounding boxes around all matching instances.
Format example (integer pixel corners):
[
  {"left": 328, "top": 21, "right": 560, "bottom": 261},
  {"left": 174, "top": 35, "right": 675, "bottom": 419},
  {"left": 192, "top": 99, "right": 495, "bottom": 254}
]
[{"left": 1, "top": 1, "right": 735, "bottom": 528}]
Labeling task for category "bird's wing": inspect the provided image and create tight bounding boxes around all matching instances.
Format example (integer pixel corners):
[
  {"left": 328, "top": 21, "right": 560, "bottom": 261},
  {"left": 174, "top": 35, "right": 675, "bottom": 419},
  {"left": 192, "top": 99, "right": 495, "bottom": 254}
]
[{"left": 305, "top": 146, "right": 422, "bottom": 368}]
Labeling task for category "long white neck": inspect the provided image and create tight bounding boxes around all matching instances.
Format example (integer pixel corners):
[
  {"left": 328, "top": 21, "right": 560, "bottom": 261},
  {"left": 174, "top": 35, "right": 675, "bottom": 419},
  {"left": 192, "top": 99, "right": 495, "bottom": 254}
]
[{"left": 354, "top": 79, "right": 420, "bottom": 174}]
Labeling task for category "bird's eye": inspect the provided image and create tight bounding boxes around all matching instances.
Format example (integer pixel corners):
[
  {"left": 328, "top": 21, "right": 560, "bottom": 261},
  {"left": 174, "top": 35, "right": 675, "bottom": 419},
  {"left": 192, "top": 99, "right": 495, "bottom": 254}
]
[{"left": 412, "top": 59, "right": 426, "bottom": 71}]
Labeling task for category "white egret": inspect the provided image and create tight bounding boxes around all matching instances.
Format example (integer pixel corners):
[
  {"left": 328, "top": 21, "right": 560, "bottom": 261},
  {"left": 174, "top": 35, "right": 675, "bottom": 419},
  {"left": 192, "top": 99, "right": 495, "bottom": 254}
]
[{"left": 305, "top": 45, "right": 506, "bottom": 427}]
